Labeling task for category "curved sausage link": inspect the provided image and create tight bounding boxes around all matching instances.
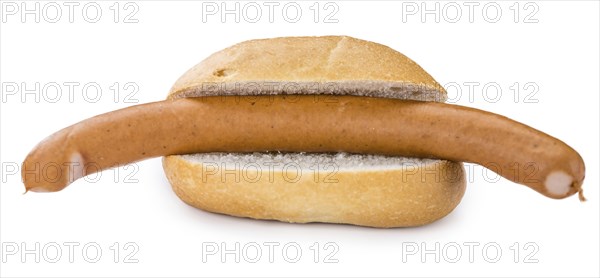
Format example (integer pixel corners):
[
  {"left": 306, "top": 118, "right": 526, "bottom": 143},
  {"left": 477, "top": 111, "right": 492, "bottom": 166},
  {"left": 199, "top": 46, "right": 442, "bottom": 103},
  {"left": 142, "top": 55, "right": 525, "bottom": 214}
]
[{"left": 22, "top": 95, "right": 585, "bottom": 199}]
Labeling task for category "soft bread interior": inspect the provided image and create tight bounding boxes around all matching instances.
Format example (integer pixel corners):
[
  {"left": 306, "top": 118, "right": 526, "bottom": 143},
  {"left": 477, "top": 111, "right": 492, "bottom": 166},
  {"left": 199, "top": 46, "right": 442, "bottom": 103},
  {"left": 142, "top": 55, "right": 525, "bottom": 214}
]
[
  {"left": 180, "top": 152, "right": 443, "bottom": 171},
  {"left": 172, "top": 81, "right": 444, "bottom": 102}
]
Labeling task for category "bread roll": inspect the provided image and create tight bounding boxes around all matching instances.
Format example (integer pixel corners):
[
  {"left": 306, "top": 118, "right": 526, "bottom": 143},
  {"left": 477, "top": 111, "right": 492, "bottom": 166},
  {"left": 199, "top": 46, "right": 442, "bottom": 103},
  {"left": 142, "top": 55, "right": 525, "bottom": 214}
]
[
  {"left": 164, "top": 153, "right": 465, "bottom": 228},
  {"left": 162, "top": 36, "right": 466, "bottom": 228}
]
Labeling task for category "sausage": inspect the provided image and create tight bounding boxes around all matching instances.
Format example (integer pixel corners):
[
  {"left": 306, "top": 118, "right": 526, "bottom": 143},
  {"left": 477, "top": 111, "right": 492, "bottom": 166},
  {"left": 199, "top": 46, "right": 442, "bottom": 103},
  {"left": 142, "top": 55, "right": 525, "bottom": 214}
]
[{"left": 21, "top": 95, "right": 585, "bottom": 199}]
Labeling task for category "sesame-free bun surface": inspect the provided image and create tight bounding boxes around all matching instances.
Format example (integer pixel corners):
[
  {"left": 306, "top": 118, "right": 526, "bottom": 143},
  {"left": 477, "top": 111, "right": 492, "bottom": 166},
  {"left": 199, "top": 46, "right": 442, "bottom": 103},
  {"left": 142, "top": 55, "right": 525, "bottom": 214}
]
[
  {"left": 168, "top": 36, "right": 446, "bottom": 102},
  {"left": 163, "top": 36, "right": 465, "bottom": 228},
  {"left": 164, "top": 153, "right": 466, "bottom": 228}
]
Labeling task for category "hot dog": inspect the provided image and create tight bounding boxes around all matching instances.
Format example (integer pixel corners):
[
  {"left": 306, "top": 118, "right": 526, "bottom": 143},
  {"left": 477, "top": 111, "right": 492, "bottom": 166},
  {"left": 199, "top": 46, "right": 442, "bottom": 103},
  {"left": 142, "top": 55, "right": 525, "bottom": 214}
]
[
  {"left": 23, "top": 95, "right": 585, "bottom": 199},
  {"left": 21, "top": 36, "right": 586, "bottom": 227}
]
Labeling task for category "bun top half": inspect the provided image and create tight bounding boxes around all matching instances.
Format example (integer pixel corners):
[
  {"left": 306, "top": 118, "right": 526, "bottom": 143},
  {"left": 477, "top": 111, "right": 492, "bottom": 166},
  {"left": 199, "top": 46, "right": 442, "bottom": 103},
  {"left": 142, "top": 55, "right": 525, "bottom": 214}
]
[{"left": 168, "top": 36, "right": 446, "bottom": 102}]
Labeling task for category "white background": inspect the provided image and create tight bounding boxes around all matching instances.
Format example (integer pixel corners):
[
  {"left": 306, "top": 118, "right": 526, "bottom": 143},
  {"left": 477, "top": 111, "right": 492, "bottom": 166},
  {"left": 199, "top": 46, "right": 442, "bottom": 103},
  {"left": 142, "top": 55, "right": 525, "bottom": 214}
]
[{"left": 1, "top": 1, "right": 599, "bottom": 277}]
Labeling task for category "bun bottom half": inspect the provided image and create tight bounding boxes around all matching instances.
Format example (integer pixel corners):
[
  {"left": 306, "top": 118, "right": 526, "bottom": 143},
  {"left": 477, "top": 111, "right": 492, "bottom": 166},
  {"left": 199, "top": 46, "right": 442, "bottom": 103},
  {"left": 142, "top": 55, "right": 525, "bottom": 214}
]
[{"left": 162, "top": 152, "right": 466, "bottom": 228}]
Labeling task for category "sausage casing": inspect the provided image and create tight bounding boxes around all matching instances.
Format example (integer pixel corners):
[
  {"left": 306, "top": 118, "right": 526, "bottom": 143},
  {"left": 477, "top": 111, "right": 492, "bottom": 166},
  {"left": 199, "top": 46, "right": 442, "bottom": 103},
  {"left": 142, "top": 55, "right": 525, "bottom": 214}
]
[{"left": 22, "top": 95, "right": 585, "bottom": 199}]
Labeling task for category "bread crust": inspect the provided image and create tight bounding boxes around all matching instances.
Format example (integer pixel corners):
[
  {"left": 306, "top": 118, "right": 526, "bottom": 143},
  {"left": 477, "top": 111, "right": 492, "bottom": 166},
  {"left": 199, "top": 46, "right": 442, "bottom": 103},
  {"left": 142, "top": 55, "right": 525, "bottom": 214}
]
[
  {"left": 163, "top": 155, "right": 466, "bottom": 228},
  {"left": 168, "top": 36, "right": 446, "bottom": 102}
]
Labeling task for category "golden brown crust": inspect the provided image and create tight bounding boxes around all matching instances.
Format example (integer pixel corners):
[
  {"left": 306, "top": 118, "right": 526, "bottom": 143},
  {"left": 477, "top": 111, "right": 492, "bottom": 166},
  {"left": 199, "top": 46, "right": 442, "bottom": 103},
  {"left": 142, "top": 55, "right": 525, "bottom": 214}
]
[
  {"left": 163, "top": 155, "right": 466, "bottom": 228},
  {"left": 168, "top": 36, "right": 446, "bottom": 102}
]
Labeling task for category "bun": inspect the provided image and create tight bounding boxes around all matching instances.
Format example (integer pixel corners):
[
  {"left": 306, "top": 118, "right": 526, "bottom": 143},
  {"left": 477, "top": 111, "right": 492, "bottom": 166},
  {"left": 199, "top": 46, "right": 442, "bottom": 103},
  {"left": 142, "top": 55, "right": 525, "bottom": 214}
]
[
  {"left": 163, "top": 153, "right": 466, "bottom": 228},
  {"left": 168, "top": 36, "right": 446, "bottom": 102},
  {"left": 162, "top": 36, "right": 466, "bottom": 227}
]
